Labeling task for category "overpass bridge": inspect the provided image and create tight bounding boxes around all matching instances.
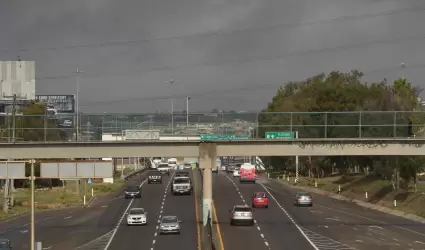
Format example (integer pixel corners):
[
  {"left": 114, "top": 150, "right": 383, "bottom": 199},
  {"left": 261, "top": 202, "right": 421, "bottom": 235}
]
[{"left": 1, "top": 138, "right": 425, "bottom": 159}]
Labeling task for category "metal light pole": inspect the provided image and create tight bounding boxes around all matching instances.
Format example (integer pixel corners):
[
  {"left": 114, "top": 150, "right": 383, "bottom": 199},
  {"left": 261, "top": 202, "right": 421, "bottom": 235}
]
[
  {"left": 186, "top": 96, "right": 190, "bottom": 130},
  {"left": 75, "top": 69, "right": 83, "bottom": 141},
  {"left": 165, "top": 79, "right": 175, "bottom": 134},
  {"left": 295, "top": 130, "right": 299, "bottom": 183},
  {"left": 398, "top": 62, "right": 406, "bottom": 79},
  {"left": 30, "top": 159, "right": 35, "bottom": 250}
]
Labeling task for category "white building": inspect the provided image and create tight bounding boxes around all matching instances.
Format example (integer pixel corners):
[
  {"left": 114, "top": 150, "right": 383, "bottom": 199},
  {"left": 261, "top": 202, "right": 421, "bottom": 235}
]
[{"left": 0, "top": 61, "right": 35, "bottom": 100}]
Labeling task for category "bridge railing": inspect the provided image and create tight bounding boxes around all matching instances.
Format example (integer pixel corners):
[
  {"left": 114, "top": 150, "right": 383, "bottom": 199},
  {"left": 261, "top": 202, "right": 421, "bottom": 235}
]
[{"left": 1, "top": 111, "right": 423, "bottom": 142}]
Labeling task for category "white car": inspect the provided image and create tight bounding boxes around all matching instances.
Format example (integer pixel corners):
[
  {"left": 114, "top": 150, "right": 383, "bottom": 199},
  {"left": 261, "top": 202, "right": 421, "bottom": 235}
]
[
  {"left": 233, "top": 170, "right": 240, "bottom": 178},
  {"left": 127, "top": 208, "right": 147, "bottom": 225}
]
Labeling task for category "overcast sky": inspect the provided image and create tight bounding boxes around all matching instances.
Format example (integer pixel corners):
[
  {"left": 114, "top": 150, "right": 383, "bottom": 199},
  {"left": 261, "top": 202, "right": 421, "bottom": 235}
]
[{"left": 1, "top": 0, "right": 425, "bottom": 113}]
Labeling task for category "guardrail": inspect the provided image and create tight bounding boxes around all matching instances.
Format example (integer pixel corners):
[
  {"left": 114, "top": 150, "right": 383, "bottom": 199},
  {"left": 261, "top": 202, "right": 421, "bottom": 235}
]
[{"left": 123, "top": 166, "right": 147, "bottom": 180}]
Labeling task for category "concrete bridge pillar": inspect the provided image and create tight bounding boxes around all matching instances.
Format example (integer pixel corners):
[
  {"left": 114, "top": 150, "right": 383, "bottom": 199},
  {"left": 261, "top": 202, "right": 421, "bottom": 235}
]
[{"left": 199, "top": 143, "right": 216, "bottom": 226}]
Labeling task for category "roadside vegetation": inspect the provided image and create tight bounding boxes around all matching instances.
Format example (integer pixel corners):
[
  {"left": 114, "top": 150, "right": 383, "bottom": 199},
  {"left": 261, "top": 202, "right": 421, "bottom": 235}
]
[{"left": 260, "top": 70, "right": 425, "bottom": 217}]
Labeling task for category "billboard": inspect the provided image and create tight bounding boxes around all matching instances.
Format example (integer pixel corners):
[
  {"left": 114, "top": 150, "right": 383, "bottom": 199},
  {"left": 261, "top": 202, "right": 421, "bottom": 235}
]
[{"left": 36, "top": 95, "right": 75, "bottom": 113}]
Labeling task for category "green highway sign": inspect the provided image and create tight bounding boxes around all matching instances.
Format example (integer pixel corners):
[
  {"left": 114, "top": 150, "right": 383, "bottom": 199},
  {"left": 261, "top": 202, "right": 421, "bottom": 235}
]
[
  {"left": 200, "top": 134, "right": 251, "bottom": 140},
  {"left": 265, "top": 131, "right": 294, "bottom": 139}
]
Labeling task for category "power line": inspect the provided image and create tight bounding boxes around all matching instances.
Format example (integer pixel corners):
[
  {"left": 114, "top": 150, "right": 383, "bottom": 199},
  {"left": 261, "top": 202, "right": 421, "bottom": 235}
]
[
  {"left": 36, "top": 32, "right": 425, "bottom": 81},
  {"left": 79, "top": 62, "right": 425, "bottom": 107},
  {"left": 4, "top": 5, "right": 424, "bottom": 54}
]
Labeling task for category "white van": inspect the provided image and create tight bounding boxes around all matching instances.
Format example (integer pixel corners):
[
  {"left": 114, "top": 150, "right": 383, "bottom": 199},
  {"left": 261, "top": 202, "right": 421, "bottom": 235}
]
[{"left": 168, "top": 158, "right": 178, "bottom": 169}]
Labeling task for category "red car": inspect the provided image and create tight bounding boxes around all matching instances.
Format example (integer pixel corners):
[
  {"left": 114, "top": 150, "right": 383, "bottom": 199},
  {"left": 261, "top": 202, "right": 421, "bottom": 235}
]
[{"left": 252, "top": 192, "right": 269, "bottom": 208}]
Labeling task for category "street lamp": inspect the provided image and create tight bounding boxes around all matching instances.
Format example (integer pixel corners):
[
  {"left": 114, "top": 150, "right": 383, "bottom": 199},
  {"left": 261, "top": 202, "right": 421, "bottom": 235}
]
[
  {"left": 398, "top": 62, "right": 406, "bottom": 79},
  {"left": 75, "top": 69, "right": 84, "bottom": 141},
  {"left": 186, "top": 96, "right": 191, "bottom": 130},
  {"left": 165, "top": 79, "right": 175, "bottom": 134}
]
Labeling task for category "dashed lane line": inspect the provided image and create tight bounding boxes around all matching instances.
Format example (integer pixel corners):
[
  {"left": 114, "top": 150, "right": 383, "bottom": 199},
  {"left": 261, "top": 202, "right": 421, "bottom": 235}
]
[
  {"left": 150, "top": 172, "right": 175, "bottom": 250},
  {"left": 221, "top": 173, "right": 271, "bottom": 249}
]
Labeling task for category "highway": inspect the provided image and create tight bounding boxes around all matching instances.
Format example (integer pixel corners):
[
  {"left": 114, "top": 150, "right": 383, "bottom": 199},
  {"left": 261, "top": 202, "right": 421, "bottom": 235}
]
[
  {"left": 4, "top": 168, "right": 425, "bottom": 250},
  {"left": 213, "top": 171, "right": 425, "bottom": 250},
  {"left": 106, "top": 170, "right": 198, "bottom": 250},
  {"left": 0, "top": 171, "right": 150, "bottom": 250}
]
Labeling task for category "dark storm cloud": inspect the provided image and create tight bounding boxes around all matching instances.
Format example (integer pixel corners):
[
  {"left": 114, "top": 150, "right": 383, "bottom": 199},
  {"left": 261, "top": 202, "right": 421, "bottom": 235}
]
[{"left": 1, "top": 0, "right": 425, "bottom": 113}]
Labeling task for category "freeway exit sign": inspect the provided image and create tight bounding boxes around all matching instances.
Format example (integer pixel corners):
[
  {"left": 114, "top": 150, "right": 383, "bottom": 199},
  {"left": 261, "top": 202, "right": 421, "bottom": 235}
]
[
  {"left": 200, "top": 134, "right": 251, "bottom": 140},
  {"left": 265, "top": 131, "right": 294, "bottom": 139}
]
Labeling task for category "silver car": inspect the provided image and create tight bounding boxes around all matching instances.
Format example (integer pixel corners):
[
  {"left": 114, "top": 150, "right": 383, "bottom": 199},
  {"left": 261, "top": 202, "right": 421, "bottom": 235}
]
[
  {"left": 159, "top": 215, "right": 181, "bottom": 234},
  {"left": 229, "top": 205, "right": 254, "bottom": 226},
  {"left": 293, "top": 192, "right": 313, "bottom": 206},
  {"left": 126, "top": 208, "right": 147, "bottom": 225}
]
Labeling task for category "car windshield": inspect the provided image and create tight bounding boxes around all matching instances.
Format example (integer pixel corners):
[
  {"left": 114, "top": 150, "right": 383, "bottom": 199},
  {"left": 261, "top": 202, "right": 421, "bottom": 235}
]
[
  {"left": 176, "top": 172, "right": 188, "bottom": 176},
  {"left": 149, "top": 171, "right": 161, "bottom": 175},
  {"left": 129, "top": 208, "right": 144, "bottom": 214},
  {"left": 158, "top": 164, "right": 168, "bottom": 168},
  {"left": 297, "top": 193, "right": 310, "bottom": 197},
  {"left": 153, "top": 157, "right": 161, "bottom": 160},
  {"left": 254, "top": 193, "right": 266, "bottom": 198},
  {"left": 168, "top": 161, "right": 176, "bottom": 164},
  {"left": 126, "top": 186, "right": 139, "bottom": 192},
  {"left": 174, "top": 179, "right": 189, "bottom": 184},
  {"left": 162, "top": 217, "right": 177, "bottom": 223},
  {"left": 234, "top": 206, "right": 251, "bottom": 212},
  {"left": 0, "top": 241, "right": 10, "bottom": 247}
]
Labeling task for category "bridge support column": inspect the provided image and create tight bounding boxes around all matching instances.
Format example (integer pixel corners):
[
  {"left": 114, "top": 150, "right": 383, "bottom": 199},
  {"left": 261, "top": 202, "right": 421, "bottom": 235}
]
[{"left": 199, "top": 143, "right": 216, "bottom": 226}]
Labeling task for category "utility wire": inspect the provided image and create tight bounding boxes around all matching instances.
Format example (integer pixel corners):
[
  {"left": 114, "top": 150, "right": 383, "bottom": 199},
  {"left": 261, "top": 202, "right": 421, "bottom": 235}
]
[
  {"left": 36, "top": 33, "right": 425, "bottom": 81},
  {"left": 4, "top": 5, "right": 424, "bottom": 54},
  {"left": 79, "top": 62, "right": 425, "bottom": 107}
]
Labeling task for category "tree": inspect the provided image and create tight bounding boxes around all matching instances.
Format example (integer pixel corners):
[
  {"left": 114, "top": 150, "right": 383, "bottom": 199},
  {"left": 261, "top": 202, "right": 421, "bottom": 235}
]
[
  {"left": 259, "top": 71, "right": 425, "bottom": 189},
  {"left": 15, "top": 101, "right": 63, "bottom": 141}
]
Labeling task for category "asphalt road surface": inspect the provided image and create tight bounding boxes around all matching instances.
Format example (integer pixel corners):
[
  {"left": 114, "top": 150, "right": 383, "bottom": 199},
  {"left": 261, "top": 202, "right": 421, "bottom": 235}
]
[
  {"left": 213, "top": 171, "right": 425, "bottom": 250},
  {"left": 0, "top": 171, "right": 149, "bottom": 250},
  {"left": 106, "top": 170, "right": 198, "bottom": 250}
]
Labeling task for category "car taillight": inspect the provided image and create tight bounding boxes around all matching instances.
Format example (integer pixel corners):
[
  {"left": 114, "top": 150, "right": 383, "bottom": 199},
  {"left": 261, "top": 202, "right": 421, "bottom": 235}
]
[
  {"left": 298, "top": 196, "right": 303, "bottom": 200},
  {"left": 232, "top": 212, "right": 236, "bottom": 217}
]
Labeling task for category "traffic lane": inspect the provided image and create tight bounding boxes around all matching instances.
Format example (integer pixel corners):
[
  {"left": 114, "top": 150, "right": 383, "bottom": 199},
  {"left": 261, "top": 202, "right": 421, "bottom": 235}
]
[
  {"left": 213, "top": 172, "right": 268, "bottom": 250},
  {"left": 223, "top": 173, "right": 316, "bottom": 250},
  {"left": 155, "top": 171, "right": 198, "bottom": 250},
  {"left": 108, "top": 174, "right": 173, "bottom": 250},
  {"left": 0, "top": 169, "right": 149, "bottom": 234},
  {"left": 6, "top": 187, "right": 138, "bottom": 249},
  {"left": 264, "top": 180, "right": 425, "bottom": 250},
  {"left": 1, "top": 174, "right": 148, "bottom": 249}
]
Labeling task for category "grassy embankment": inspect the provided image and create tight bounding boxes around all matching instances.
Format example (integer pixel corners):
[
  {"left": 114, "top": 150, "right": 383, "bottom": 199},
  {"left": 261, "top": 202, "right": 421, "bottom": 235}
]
[
  {"left": 0, "top": 166, "right": 138, "bottom": 219},
  {"left": 275, "top": 172, "right": 425, "bottom": 218}
]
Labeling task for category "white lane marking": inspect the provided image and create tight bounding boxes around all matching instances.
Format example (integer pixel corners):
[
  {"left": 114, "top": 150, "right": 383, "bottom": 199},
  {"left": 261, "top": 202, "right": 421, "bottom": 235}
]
[
  {"left": 0, "top": 216, "right": 54, "bottom": 236},
  {"left": 150, "top": 172, "right": 176, "bottom": 249},
  {"left": 415, "top": 241, "right": 425, "bottom": 244},
  {"left": 64, "top": 216, "right": 72, "bottom": 220},
  {"left": 260, "top": 182, "right": 357, "bottom": 250},
  {"left": 42, "top": 246, "right": 52, "bottom": 250},
  {"left": 315, "top": 204, "right": 425, "bottom": 237},
  {"left": 368, "top": 225, "right": 383, "bottom": 230},
  {"left": 76, "top": 229, "right": 115, "bottom": 249},
  {"left": 20, "top": 230, "right": 28, "bottom": 233},
  {"left": 326, "top": 217, "right": 340, "bottom": 221},
  {"left": 355, "top": 240, "right": 363, "bottom": 242},
  {"left": 103, "top": 179, "right": 147, "bottom": 250},
  {"left": 221, "top": 173, "right": 271, "bottom": 249},
  {"left": 353, "top": 228, "right": 358, "bottom": 231}
]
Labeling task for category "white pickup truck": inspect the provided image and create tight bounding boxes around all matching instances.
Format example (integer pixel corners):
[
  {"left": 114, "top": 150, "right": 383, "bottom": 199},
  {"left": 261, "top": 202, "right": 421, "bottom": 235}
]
[
  {"left": 157, "top": 163, "right": 170, "bottom": 176},
  {"left": 171, "top": 177, "right": 192, "bottom": 195}
]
